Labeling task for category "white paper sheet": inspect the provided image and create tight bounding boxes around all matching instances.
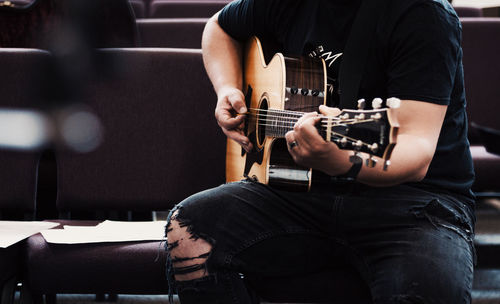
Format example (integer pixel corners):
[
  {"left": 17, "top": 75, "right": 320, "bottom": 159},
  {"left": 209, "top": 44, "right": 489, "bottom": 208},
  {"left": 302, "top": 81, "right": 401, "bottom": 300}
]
[
  {"left": 40, "top": 220, "right": 166, "bottom": 244},
  {"left": 0, "top": 221, "right": 59, "bottom": 248}
]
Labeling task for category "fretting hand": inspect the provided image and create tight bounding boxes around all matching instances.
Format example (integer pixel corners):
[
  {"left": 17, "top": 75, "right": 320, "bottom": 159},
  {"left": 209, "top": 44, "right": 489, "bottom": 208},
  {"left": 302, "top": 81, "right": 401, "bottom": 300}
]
[{"left": 285, "top": 105, "right": 352, "bottom": 176}]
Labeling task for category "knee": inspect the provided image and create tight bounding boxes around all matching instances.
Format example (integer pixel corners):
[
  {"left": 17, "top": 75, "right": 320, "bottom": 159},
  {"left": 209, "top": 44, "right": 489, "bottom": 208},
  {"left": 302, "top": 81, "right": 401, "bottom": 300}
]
[{"left": 166, "top": 210, "right": 213, "bottom": 281}]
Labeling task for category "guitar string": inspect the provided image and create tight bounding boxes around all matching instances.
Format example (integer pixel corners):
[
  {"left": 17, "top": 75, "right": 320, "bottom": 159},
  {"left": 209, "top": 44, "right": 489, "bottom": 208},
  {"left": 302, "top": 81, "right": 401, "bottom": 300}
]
[
  {"left": 248, "top": 112, "right": 360, "bottom": 124},
  {"left": 248, "top": 108, "right": 346, "bottom": 121},
  {"left": 253, "top": 117, "right": 376, "bottom": 127},
  {"left": 247, "top": 108, "right": 381, "bottom": 124},
  {"left": 252, "top": 126, "right": 376, "bottom": 149},
  {"left": 247, "top": 107, "right": 386, "bottom": 119},
  {"left": 244, "top": 108, "right": 382, "bottom": 148},
  {"left": 253, "top": 120, "right": 379, "bottom": 148}
]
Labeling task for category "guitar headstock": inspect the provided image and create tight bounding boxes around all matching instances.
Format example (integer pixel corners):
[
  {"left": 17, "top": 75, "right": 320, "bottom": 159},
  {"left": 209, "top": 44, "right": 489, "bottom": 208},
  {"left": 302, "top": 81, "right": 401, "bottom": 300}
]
[{"left": 319, "top": 97, "right": 400, "bottom": 170}]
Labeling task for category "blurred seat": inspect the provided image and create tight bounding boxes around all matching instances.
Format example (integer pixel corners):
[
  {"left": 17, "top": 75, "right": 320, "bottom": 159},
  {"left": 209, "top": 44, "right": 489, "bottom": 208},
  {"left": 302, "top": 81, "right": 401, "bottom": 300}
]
[
  {"left": 0, "top": 48, "right": 48, "bottom": 304},
  {"left": 455, "top": 6, "right": 484, "bottom": 17},
  {"left": 136, "top": 18, "right": 207, "bottom": 48},
  {"left": 23, "top": 48, "right": 225, "bottom": 303},
  {"left": 0, "top": 245, "right": 21, "bottom": 304},
  {"left": 461, "top": 18, "right": 500, "bottom": 301},
  {"left": 473, "top": 123, "right": 500, "bottom": 156},
  {"left": 0, "top": 0, "right": 138, "bottom": 49},
  {"left": 461, "top": 18, "right": 500, "bottom": 195},
  {"left": 129, "top": 0, "right": 146, "bottom": 18},
  {"left": 149, "top": 0, "right": 229, "bottom": 18}
]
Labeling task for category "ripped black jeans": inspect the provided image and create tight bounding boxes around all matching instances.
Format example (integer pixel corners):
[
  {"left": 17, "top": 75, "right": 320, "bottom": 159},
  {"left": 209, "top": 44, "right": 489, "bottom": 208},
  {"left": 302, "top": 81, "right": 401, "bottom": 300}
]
[{"left": 165, "top": 180, "right": 475, "bottom": 304}]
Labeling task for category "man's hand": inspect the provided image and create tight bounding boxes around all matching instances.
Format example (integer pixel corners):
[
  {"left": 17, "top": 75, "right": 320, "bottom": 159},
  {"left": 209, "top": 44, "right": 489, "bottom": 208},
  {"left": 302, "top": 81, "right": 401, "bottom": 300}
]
[
  {"left": 285, "top": 105, "right": 351, "bottom": 176},
  {"left": 215, "top": 87, "right": 253, "bottom": 152}
]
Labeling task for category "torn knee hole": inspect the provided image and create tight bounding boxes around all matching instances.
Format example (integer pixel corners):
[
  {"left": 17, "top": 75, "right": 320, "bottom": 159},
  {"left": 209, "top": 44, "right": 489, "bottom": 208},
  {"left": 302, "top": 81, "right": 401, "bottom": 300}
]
[{"left": 167, "top": 211, "right": 213, "bottom": 281}]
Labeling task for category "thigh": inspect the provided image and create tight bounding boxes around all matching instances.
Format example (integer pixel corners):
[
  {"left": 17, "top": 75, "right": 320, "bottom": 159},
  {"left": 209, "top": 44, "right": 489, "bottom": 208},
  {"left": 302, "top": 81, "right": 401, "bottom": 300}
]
[
  {"left": 167, "top": 180, "right": 342, "bottom": 276},
  {"left": 369, "top": 223, "right": 473, "bottom": 304},
  {"left": 339, "top": 188, "right": 475, "bottom": 304}
]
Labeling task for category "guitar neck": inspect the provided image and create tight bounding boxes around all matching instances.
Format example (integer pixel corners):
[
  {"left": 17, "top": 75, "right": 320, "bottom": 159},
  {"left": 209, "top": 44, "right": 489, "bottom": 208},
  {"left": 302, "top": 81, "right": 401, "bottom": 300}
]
[
  {"left": 252, "top": 106, "right": 395, "bottom": 159},
  {"left": 257, "top": 108, "right": 303, "bottom": 138}
]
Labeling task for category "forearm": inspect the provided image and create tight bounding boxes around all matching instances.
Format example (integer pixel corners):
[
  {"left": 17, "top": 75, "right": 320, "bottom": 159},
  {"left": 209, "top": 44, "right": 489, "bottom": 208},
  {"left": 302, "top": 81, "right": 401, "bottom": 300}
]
[
  {"left": 315, "top": 135, "right": 434, "bottom": 187},
  {"left": 201, "top": 14, "right": 243, "bottom": 94},
  {"left": 354, "top": 134, "right": 435, "bottom": 186},
  {"left": 293, "top": 101, "right": 446, "bottom": 187}
]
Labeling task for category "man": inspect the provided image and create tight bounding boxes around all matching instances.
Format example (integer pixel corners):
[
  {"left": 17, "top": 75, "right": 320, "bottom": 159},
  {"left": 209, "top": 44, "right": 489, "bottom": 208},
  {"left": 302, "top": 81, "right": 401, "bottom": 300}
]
[{"left": 165, "top": 0, "right": 476, "bottom": 303}]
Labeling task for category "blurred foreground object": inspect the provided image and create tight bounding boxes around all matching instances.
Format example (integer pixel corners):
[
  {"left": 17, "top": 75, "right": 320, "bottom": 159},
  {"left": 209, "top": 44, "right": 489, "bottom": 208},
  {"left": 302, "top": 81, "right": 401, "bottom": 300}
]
[{"left": 0, "top": 107, "right": 103, "bottom": 153}]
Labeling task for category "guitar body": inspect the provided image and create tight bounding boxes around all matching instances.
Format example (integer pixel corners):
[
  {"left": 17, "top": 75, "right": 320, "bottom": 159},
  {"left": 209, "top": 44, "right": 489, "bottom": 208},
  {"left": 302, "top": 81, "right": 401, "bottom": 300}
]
[{"left": 226, "top": 37, "right": 327, "bottom": 191}]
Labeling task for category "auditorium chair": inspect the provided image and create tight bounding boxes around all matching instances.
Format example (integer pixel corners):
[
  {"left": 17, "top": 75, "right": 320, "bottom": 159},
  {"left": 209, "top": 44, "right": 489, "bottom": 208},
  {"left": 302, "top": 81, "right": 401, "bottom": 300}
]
[
  {"left": 454, "top": 6, "right": 484, "bottom": 17},
  {"left": 461, "top": 17, "right": 500, "bottom": 298},
  {"left": 149, "top": 0, "right": 229, "bottom": 18},
  {"left": 130, "top": 0, "right": 146, "bottom": 18},
  {"left": 136, "top": 18, "right": 207, "bottom": 48},
  {"left": 0, "top": 147, "right": 39, "bottom": 304},
  {"left": 461, "top": 18, "right": 500, "bottom": 197},
  {"left": 22, "top": 48, "right": 226, "bottom": 303},
  {"left": 0, "top": 49, "right": 48, "bottom": 304}
]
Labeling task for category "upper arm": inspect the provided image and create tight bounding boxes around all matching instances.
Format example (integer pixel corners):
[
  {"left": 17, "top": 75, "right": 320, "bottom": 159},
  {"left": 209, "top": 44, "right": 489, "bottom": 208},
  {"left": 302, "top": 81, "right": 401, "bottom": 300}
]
[
  {"left": 396, "top": 99, "right": 447, "bottom": 176},
  {"left": 382, "top": 3, "right": 460, "bottom": 177},
  {"left": 386, "top": 2, "right": 461, "bottom": 105}
]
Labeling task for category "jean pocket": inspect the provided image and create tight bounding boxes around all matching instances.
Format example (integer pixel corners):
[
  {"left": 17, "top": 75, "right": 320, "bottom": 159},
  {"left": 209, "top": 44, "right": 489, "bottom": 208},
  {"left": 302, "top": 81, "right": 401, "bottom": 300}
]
[{"left": 412, "top": 198, "right": 474, "bottom": 238}]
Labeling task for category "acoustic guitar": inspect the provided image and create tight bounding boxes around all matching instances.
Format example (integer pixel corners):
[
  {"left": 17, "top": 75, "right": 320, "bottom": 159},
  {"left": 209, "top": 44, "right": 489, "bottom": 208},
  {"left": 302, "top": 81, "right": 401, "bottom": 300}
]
[{"left": 226, "top": 36, "right": 400, "bottom": 191}]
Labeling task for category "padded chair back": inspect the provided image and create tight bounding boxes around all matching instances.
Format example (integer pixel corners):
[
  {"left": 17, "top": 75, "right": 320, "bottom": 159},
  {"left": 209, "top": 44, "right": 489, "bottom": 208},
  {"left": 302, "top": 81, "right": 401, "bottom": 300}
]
[
  {"left": 0, "top": 49, "right": 47, "bottom": 303},
  {"left": 130, "top": 0, "right": 146, "bottom": 18},
  {"left": 454, "top": 6, "right": 483, "bottom": 17},
  {"left": 0, "top": 49, "right": 49, "bottom": 216},
  {"left": 461, "top": 19, "right": 500, "bottom": 193},
  {"left": 137, "top": 18, "right": 207, "bottom": 48},
  {"left": 56, "top": 48, "right": 225, "bottom": 213},
  {"left": 461, "top": 18, "right": 500, "bottom": 143},
  {"left": 149, "top": 0, "right": 229, "bottom": 18}
]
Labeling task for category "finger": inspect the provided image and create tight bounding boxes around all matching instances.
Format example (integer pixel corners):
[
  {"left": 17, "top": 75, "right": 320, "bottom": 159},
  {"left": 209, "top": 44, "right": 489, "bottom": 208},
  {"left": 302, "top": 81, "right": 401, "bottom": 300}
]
[
  {"left": 285, "top": 131, "right": 295, "bottom": 146},
  {"left": 294, "top": 112, "right": 318, "bottom": 128},
  {"left": 319, "top": 105, "right": 341, "bottom": 116},
  {"left": 293, "top": 116, "right": 326, "bottom": 152},
  {"left": 294, "top": 115, "right": 321, "bottom": 134},
  {"left": 216, "top": 109, "right": 246, "bottom": 130},
  {"left": 224, "top": 128, "right": 253, "bottom": 152},
  {"left": 227, "top": 90, "right": 247, "bottom": 114},
  {"left": 285, "top": 131, "right": 299, "bottom": 153}
]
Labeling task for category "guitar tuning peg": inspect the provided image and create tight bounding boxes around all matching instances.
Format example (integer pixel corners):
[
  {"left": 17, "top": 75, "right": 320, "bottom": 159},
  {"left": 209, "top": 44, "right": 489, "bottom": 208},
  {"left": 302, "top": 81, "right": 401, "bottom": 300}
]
[
  {"left": 354, "top": 113, "right": 366, "bottom": 120},
  {"left": 340, "top": 137, "right": 348, "bottom": 147},
  {"left": 386, "top": 97, "right": 401, "bottom": 109},
  {"left": 366, "top": 156, "right": 377, "bottom": 168},
  {"left": 372, "top": 98, "right": 383, "bottom": 109},
  {"left": 354, "top": 140, "right": 363, "bottom": 150},
  {"left": 383, "top": 160, "right": 391, "bottom": 171},
  {"left": 357, "top": 99, "right": 366, "bottom": 110}
]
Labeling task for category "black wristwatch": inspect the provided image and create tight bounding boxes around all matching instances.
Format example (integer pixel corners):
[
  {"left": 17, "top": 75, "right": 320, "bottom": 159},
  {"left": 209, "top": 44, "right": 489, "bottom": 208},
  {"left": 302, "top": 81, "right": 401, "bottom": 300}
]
[{"left": 336, "top": 154, "right": 363, "bottom": 181}]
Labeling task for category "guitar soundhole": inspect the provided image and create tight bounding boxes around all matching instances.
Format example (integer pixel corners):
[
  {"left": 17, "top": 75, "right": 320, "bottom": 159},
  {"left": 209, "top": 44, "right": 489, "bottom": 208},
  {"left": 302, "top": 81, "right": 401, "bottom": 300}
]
[{"left": 255, "top": 96, "right": 268, "bottom": 149}]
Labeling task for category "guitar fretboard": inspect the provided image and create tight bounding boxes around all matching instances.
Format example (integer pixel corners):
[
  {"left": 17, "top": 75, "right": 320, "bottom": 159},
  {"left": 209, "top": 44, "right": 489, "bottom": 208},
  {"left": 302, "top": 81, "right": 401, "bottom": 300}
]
[{"left": 249, "top": 107, "right": 389, "bottom": 157}]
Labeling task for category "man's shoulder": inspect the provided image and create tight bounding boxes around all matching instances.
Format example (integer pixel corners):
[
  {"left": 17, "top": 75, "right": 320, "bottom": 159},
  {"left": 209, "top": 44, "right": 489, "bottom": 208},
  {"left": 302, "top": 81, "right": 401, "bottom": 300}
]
[
  {"left": 408, "top": 0, "right": 460, "bottom": 22},
  {"left": 383, "top": 0, "right": 460, "bottom": 32}
]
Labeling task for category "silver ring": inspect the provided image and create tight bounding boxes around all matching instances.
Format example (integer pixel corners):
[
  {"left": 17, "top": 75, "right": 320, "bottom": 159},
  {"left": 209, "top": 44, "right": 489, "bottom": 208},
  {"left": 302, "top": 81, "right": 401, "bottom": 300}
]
[{"left": 289, "top": 141, "right": 298, "bottom": 149}]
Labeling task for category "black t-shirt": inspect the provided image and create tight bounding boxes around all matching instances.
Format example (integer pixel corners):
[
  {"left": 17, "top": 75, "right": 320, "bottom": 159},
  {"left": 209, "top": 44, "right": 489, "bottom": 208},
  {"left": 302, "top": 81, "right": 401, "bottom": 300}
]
[{"left": 218, "top": 0, "right": 475, "bottom": 202}]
